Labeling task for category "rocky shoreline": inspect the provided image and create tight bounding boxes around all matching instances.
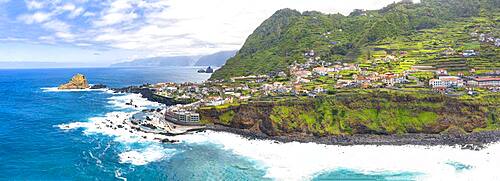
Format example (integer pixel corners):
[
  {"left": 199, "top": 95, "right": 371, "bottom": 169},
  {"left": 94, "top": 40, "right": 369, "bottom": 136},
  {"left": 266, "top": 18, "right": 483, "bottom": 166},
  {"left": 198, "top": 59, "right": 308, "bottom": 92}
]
[
  {"left": 204, "top": 124, "right": 500, "bottom": 149},
  {"left": 101, "top": 82, "right": 500, "bottom": 149},
  {"left": 111, "top": 86, "right": 190, "bottom": 106}
]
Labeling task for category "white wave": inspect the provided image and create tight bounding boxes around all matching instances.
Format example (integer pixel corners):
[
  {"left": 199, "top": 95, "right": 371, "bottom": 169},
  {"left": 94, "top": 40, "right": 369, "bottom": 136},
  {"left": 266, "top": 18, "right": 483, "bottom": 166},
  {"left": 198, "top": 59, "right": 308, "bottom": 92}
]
[
  {"left": 57, "top": 122, "right": 93, "bottom": 130},
  {"left": 58, "top": 111, "right": 167, "bottom": 143},
  {"left": 41, "top": 87, "right": 108, "bottom": 92},
  {"left": 56, "top": 92, "right": 172, "bottom": 166},
  {"left": 107, "top": 93, "right": 161, "bottom": 110},
  {"left": 56, "top": 92, "right": 164, "bottom": 143},
  {"left": 173, "top": 131, "right": 500, "bottom": 181},
  {"left": 119, "top": 145, "right": 176, "bottom": 166},
  {"left": 114, "top": 169, "right": 127, "bottom": 181}
]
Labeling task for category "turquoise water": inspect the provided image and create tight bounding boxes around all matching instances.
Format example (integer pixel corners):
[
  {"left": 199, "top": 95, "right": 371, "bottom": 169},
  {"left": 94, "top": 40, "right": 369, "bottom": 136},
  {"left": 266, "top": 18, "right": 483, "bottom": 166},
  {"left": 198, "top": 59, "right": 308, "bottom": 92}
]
[
  {"left": 0, "top": 67, "right": 453, "bottom": 180},
  {"left": 313, "top": 169, "right": 419, "bottom": 181},
  {"left": 0, "top": 67, "right": 268, "bottom": 180}
]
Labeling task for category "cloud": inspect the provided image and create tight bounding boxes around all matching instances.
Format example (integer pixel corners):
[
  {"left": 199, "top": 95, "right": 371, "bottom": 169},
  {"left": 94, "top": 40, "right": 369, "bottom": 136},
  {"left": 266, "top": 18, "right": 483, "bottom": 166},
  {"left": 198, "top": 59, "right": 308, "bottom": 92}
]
[
  {"left": 57, "top": 3, "right": 85, "bottom": 18},
  {"left": 87, "top": 0, "right": 415, "bottom": 56},
  {"left": 25, "top": 0, "right": 44, "bottom": 10},
  {"left": 18, "top": 11, "right": 53, "bottom": 24},
  {"left": 93, "top": 0, "right": 139, "bottom": 26},
  {"left": 13, "top": 0, "right": 414, "bottom": 57}
]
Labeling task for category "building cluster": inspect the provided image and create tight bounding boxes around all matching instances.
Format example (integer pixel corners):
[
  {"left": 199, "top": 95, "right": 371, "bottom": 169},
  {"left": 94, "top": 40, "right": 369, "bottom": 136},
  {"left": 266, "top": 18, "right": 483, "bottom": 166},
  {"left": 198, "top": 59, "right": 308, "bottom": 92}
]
[
  {"left": 471, "top": 32, "right": 500, "bottom": 47},
  {"left": 149, "top": 46, "right": 498, "bottom": 123},
  {"left": 165, "top": 105, "right": 200, "bottom": 123},
  {"left": 429, "top": 69, "right": 500, "bottom": 92}
]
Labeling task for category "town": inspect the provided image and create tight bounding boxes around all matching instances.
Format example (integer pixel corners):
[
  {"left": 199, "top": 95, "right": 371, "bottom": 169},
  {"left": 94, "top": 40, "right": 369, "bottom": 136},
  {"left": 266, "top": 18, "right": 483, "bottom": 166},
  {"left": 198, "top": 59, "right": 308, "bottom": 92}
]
[{"left": 138, "top": 47, "right": 499, "bottom": 126}]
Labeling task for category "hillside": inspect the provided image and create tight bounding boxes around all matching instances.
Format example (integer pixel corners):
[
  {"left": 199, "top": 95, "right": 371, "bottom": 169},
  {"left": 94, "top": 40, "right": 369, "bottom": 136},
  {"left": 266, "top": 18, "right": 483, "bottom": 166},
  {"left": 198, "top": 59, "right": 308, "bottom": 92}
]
[
  {"left": 211, "top": 0, "right": 500, "bottom": 80},
  {"left": 194, "top": 50, "right": 237, "bottom": 66}
]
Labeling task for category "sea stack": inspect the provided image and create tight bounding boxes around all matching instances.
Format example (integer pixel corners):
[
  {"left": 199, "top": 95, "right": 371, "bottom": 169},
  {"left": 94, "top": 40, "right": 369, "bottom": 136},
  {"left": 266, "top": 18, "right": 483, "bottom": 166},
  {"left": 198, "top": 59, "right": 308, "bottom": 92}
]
[
  {"left": 58, "top": 73, "right": 90, "bottom": 89},
  {"left": 206, "top": 66, "right": 214, "bottom": 73}
]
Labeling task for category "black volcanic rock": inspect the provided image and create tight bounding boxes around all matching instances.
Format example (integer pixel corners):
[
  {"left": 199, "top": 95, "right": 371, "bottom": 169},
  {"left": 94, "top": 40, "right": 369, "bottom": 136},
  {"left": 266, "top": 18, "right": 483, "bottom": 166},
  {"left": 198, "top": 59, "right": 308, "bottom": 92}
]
[{"left": 90, "top": 84, "right": 107, "bottom": 89}]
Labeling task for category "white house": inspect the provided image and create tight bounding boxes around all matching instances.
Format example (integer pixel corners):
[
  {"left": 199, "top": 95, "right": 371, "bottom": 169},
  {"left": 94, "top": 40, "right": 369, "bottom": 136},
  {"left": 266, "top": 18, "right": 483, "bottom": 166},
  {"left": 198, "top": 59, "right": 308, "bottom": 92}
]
[{"left": 429, "top": 76, "right": 464, "bottom": 88}]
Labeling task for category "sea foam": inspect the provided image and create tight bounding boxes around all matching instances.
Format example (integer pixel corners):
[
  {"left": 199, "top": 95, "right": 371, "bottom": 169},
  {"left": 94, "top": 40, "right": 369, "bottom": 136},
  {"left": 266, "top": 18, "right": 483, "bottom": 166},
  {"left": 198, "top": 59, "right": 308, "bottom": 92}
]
[
  {"left": 57, "top": 92, "right": 170, "bottom": 166},
  {"left": 119, "top": 145, "right": 177, "bottom": 165},
  {"left": 41, "top": 87, "right": 108, "bottom": 92},
  {"left": 174, "top": 131, "right": 500, "bottom": 181},
  {"left": 107, "top": 93, "right": 161, "bottom": 110}
]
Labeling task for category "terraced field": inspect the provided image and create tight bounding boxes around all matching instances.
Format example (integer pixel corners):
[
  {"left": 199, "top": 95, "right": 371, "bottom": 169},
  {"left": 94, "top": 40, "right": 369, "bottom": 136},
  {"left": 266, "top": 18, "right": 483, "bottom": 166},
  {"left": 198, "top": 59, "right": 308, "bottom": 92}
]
[{"left": 361, "top": 13, "right": 499, "bottom": 75}]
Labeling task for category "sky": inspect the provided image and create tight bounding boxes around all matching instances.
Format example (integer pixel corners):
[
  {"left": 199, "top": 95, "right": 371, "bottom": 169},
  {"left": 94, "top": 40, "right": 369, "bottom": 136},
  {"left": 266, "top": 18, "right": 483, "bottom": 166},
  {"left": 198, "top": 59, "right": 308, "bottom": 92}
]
[{"left": 0, "top": 0, "right": 414, "bottom": 66}]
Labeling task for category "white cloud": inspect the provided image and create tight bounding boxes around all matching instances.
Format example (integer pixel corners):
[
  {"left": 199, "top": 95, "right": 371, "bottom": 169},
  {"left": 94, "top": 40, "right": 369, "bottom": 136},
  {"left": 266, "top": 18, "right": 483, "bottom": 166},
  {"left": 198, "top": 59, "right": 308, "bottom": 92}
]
[
  {"left": 75, "top": 42, "right": 93, "bottom": 46},
  {"left": 57, "top": 3, "right": 85, "bottom": 18},
  {"left": 82, "top": 11, "right": 95, "bottom": 17},
  {"left": 93, "top": 0, "right": 139, "bottom": 26},
  {"left": 18, "top": 11, "right": 53, "bottom": 24},
  {"left": 16, "top": 0, "right": 415, "bottom": 57},
  {"left": 41, "top": 20, "right": 75, "bottom": 41},
  {"left": 25, "top": 0, "right": 45, "bottom": 10},
  {"left": 42, "top": 20, "right": 70, "bottom": 32}
]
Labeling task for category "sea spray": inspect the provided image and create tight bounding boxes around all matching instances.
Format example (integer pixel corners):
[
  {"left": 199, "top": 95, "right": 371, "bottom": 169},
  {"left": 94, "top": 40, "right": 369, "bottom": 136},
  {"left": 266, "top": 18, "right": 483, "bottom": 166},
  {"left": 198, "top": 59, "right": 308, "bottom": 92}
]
[
  {"left": 57, "top": 92, "right": 173, "bottom": 166},
  {"left": 119, "top": 145, "right": 177, "bottom": 165},
  {"left": 173, "top": 131, "right": 500, "bottom": 181}
]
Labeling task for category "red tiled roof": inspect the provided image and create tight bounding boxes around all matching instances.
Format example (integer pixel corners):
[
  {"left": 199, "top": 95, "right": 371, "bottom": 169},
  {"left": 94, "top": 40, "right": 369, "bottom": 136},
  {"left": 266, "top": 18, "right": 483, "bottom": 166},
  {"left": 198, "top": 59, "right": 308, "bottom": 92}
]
[{"left": 474, "top": 77, "right": 500, "bottom": 82}]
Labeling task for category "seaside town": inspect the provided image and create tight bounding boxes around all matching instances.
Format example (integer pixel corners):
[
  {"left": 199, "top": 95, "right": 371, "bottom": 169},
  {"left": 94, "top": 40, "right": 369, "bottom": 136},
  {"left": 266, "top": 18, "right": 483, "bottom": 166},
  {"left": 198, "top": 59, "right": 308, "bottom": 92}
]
[{"left": 137, "top": 47, "right": 499, "bottom": 129}]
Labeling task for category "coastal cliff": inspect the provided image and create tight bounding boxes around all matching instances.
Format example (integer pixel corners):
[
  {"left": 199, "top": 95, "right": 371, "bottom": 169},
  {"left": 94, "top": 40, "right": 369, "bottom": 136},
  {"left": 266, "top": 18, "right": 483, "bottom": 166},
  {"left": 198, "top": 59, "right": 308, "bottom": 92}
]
[
  {"left": 199, "top": 91, "right": 500, "bottom": 137},
  {"left": 58, "top": 74, "right": 90, "bottom": 89}
]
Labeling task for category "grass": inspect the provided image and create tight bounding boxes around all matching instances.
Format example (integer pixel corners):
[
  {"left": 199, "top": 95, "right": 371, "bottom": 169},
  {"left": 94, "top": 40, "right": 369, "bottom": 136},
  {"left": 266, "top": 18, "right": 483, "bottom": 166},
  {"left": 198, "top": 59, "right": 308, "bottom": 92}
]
[{"left": 219, "top": 110, "right": 235, "bottom": 124}]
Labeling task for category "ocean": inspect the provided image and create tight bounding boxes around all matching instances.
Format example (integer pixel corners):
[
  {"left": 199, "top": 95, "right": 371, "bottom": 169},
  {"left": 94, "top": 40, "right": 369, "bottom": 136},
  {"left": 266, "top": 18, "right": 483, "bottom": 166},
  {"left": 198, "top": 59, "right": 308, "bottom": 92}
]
[{"left": 0, "top": 67, "right": 498, "bottom": 181}]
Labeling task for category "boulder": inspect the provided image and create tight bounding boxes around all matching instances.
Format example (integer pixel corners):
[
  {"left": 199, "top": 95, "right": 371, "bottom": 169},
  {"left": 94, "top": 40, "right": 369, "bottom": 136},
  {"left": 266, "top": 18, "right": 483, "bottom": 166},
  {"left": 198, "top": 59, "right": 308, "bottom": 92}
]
[{"left": 58, "top": 74, "right": 90, "bottom": 89}]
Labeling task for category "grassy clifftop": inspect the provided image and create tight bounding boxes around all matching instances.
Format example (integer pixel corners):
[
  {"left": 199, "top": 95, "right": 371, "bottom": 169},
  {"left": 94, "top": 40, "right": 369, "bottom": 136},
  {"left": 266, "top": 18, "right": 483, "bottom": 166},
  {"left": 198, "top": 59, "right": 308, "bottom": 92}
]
[
  {"left": 211, "top": 0, "right": 499, "bottom": 80},
  {"left": 199, "top": 91, "right": 500, "bottom": 136}
]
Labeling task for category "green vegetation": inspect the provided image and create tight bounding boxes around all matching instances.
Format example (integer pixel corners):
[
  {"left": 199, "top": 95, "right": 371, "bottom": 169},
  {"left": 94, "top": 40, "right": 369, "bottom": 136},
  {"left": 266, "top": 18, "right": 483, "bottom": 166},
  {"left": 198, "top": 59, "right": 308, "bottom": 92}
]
[
  {"left": 200, "top": 91, "right": 500, "bottom": 135},
  {"left": 219, "top": 110, "right": 235, "bottom": 125},
  {"left": 211, "top": 0, "right": 499, "bottom": 80}
]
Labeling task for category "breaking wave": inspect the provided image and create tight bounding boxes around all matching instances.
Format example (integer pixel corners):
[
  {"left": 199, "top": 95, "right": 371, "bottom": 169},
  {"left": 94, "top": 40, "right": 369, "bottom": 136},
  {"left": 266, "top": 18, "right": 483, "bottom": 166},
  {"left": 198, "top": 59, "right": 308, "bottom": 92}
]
[
  {"left": 56, "top": 92, "right": 170, "bottom": 166},
  {"left": 173, "top": 131, "right": 500, "bottom": 181}
]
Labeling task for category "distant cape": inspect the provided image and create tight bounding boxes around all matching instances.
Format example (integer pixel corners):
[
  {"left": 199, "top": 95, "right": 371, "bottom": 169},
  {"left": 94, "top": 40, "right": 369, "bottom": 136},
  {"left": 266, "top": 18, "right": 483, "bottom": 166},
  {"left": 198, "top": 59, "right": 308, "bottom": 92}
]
[
  {"left": 194, "top": 50, "right": 237, "bottom": 66},
  {"left": 110, "top": 56, "right": 196, "bottom": 67},
  {"left": 111, "top": 50, "right": 237, "bottom": 67}
]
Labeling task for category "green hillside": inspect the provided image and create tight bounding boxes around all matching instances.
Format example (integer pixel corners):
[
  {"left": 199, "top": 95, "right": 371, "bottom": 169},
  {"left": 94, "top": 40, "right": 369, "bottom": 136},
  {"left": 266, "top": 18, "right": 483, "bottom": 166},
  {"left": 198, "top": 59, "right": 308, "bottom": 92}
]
[{"left": 211, "top": 0, "right": 499, "bottom": 80}]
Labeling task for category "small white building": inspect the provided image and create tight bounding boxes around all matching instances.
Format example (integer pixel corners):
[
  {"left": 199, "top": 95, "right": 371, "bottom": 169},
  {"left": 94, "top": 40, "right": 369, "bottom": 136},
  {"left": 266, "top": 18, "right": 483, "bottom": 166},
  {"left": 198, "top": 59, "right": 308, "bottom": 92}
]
[
  {"left": 429, "top": 76, "right": 464, "bottom": 88},
  {"left": 167, "top": 111, "right": 200, "bottom": 122},
  {"left": 463, "top": 50, "right": 477, "bottom": 57},
  {"left": 467, "top": 77, "right": 500, "bottom": 88}
]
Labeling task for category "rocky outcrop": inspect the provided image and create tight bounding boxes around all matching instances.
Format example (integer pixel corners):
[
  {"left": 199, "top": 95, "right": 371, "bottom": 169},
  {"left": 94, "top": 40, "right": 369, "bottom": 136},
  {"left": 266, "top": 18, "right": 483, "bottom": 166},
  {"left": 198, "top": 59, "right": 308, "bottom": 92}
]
[
  {"left": 112, "top": 86, "right": 193, "bottom": 106},
  {"left": 58, "top": 74, "right": 90, "bottom": 89},
  {"left": 90, "top": 84, "right": 107, "bottom": 89}
]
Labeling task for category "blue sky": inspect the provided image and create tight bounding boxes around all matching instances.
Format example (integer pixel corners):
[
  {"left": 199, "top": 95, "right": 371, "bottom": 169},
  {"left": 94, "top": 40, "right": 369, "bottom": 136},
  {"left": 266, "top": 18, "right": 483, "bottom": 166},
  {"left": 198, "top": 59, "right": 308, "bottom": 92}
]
[{"left": 0, "top": 0, "right": 411, "bottom": 66}]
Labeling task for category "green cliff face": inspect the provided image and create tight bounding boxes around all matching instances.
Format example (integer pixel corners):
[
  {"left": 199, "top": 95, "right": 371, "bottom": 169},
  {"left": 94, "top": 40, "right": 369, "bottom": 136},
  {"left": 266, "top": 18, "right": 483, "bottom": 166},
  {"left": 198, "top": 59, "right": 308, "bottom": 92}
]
[
  {"left": 210, "top": 0, "right": 499, "bottom": 80},
  {"left": 199, "top": 91, "right": 500, "bottom": 136}
]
